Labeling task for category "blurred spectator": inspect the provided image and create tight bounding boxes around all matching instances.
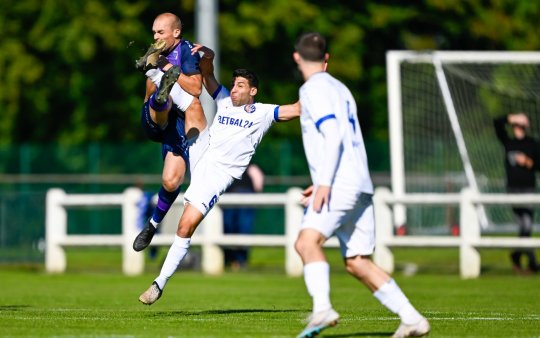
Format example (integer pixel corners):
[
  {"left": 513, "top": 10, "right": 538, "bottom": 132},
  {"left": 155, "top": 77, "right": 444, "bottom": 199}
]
[
  {"left": 223, "top": 164, "right": 264, "bottom": 270},
  {"left": 494, "top": 112, "right": 540, "bottom": 274}
]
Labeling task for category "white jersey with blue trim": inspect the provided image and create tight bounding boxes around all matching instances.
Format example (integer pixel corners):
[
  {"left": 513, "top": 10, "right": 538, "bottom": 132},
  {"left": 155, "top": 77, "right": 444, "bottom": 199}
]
[
  {"left": 300, "top": 72, "right": 373, "bottom": 210},
  {"left": 207, "top": 85, "right": 279, "bottom": 179}
]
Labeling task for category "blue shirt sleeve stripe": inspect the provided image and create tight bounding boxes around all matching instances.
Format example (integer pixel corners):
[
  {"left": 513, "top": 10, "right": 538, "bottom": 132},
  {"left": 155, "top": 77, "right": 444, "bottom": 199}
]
[
  {"left": 274, "top": 106, "right": 280, "bottom": 122},
  {"left": 211, "top": 85, "right": 223, "bottom": 99},
  {"left": 315, "top": 114, "right": 336, "bottom": 130}
]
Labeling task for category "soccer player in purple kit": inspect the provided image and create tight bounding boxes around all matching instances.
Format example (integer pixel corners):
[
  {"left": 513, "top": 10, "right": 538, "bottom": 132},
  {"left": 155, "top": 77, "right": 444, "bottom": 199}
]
[{"left": 133, "top": 13, "right": 209, "bottom": 252}]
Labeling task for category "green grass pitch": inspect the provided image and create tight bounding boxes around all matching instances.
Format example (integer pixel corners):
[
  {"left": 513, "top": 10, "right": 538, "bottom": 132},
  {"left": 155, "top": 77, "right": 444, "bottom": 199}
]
[{"left": 0, "top": 247, "right": 539, "bottom": 337}]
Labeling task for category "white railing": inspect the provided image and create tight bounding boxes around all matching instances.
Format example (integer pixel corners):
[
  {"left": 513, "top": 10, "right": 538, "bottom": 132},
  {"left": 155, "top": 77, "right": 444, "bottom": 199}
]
[
  {"left": 46, "top": 186, "right": 540, "bottom": 278},
  {"left": 45, "top": 187, "right": 308, "bottom": 276},
  {"left": 373, "top": 186, "right": 540, "bottom": 278}
]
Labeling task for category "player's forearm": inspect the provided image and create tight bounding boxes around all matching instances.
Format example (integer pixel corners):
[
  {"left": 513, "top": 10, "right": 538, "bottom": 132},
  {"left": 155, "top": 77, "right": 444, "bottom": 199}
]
[
  {"left": 277, "top": 101, "right": 301, "bottom": 121},
  {"left": 201, "top": 73, "right": 219, "bottom": 97},
  {"left": 178, "top": 74, "right": 202, "bottom": 97}
]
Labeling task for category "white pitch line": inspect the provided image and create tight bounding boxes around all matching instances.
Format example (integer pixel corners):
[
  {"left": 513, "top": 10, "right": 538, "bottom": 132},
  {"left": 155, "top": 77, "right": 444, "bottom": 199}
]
[{"left": 343, "top": 314, "right": 540, "bottom": 322}]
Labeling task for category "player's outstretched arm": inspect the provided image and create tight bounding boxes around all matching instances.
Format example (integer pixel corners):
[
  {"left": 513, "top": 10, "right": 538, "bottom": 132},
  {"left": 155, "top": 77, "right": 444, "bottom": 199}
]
[
  {"left": 277, "top": 101, "right": 300, "bottom": 121},
  {"left": 191, "top": 44, "right": 220, "bottom": 96}
]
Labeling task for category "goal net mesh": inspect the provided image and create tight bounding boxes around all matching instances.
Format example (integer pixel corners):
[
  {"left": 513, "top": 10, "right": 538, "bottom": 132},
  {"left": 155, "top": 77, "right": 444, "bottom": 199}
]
[{"left": 399, "top": 55, "right": 540, "bottom": 232}]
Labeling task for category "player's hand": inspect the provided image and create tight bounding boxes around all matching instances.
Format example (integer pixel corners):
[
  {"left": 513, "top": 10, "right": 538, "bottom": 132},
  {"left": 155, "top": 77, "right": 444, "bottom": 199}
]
[
  {"left": 312, "top": 185, "right": 331, "bottom": 213},
  {"left": 300, "top": 185, "right": 313, "bottom": 207},
  {"left": 191, "top": 44, "right": 215, "bottom": 60},
  {"left": 191, "top": 44, "right": 214, "bottom": 76},
  {"left": 156, "top": 55, "right": 172, "bottom": 71}
]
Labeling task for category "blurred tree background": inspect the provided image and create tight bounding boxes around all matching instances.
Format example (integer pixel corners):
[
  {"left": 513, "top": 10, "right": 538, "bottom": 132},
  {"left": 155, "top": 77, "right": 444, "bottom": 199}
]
[
  {"left": 2, "top": 0, "right": 540, "bottom": 262},
  {"left": 2, "top": 0, "right": 540, "bottom": 171}
]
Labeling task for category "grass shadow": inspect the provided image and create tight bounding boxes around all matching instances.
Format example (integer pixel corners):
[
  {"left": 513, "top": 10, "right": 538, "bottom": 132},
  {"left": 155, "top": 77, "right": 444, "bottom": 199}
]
[{"left": 148, "top": 308, "right": 299, "bottom": 318}]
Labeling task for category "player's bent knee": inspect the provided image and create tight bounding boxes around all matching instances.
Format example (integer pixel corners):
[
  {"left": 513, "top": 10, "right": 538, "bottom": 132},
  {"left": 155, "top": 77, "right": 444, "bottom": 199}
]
[
  {"left": 161, "top": 176, "right": 182, "bottom": 192},
  {"left": 176, "top": 225, "right": 196, "bottom": 238},
  {"left": 293, "top": 238, "right": 304, "bottom": 255},
  {"left": 294, "top": 238, "right": 318, "bottom": 257},
  {"left": 345, "top": 256, "right": 371, "bottom": 279},
  {"left": 176, "top": 204, "right": 204, "bottom": 238}
]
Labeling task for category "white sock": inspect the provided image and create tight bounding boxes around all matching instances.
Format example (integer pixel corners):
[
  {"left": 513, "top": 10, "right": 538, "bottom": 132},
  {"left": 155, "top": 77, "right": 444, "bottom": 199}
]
[
  {"left": 170, "top": 83, "right": 193, "bottom": 111},
  {"left": 145, "top": 70, "right": 192, "bottom": 111},
  {"left": 145, "top": 69, "right": 163, "bottom": 85},
  {"left": 154, "top": 235, "right": 191, "bottom": 290},
  {"left": 373, "top": 279, "right": 423, "bottom": 325},
  {"left": 304, "top": 261, "right": 332, "bottom": 313}
]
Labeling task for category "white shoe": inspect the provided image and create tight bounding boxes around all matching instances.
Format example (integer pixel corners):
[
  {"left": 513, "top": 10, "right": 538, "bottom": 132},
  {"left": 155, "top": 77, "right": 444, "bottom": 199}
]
[
  {"left": 297, "top": 308, "right": 340, "bottom": 338},
  {"left": 392, "top": 317, "right": 430, "bottom": 338},
  {"left": 138, "top": 281, "right": 162, "bottom": 305}
]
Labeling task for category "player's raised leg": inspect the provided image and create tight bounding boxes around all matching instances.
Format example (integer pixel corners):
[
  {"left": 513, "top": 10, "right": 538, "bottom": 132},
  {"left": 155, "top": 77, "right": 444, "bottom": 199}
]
[
  {"left": 133, "top": 66, "right": 183, "bottom": 252},
  {"left": 147, "top": 57, "right": 208, "bottom": 147},
  {"left": 138, "top": 203, "right": 204, "bottom": 305},
  {"left": 133, "top": 151, "right": 186, "bottom": 252}
]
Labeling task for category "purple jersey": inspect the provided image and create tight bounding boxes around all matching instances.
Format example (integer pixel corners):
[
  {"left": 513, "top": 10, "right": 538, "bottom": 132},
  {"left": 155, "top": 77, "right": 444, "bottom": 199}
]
[{"left": 164, "top": 39, "right": 200, "bottom": 75}]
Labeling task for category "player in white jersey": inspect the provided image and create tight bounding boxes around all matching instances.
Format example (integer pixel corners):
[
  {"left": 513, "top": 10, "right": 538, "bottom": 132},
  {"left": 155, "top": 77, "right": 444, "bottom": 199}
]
[
  {"left": 137, "top": 44, "right": 300, "bottom": 305},
  {"left": 293, "top": 32, "right": 430, "bottom": 338}
]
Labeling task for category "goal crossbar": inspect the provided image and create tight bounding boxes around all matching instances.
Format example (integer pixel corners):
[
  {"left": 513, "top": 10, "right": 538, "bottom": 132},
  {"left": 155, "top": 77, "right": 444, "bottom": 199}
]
[{"left": 387, "top": 50, "right": 540, "bottom": 230}]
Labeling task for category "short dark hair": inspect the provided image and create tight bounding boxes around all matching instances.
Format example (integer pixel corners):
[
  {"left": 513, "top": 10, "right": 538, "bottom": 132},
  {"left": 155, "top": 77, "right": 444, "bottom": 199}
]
[
  {"left": 294, "top": 32, "right": 327, "bottom": 62},
  {"left": 232, "top": 68, "right": 259, "bottom": 88}
]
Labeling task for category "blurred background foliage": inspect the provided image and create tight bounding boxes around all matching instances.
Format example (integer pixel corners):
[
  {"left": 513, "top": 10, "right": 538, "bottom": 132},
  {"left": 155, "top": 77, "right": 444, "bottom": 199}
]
[
  {"left": 2, "top": 0, "right": 540, "bottom": 262},
  {"left": 1, "top": 0, "right": 540, "bottom": 165}
]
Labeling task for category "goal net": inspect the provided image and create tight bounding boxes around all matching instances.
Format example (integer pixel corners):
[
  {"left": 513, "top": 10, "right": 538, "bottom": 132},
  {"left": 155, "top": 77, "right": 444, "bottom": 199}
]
[{"left": 387, "top": 51, "right": 540, "bottom": 234}]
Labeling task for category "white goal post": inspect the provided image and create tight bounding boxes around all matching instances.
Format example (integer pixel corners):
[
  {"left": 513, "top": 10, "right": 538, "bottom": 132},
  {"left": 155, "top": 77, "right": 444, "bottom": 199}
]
[{"left": 387, "top": 51, "right": 540, "bottom": 232}]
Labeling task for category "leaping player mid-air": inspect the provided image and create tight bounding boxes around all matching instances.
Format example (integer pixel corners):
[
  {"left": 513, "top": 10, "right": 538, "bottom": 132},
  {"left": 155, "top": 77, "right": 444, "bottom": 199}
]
[{"left": 136, "top": 43, "right": 300, "bottom": 306}]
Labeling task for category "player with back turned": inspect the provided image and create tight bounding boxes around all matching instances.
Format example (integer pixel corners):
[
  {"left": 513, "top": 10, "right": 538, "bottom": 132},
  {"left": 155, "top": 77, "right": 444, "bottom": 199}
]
[{"left": 292, "top": 32, "right": 430, "bottom": 338}]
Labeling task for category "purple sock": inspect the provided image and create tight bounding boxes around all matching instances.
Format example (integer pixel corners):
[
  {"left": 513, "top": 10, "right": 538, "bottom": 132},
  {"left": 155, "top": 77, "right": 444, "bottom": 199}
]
[
  {"left": 151, "top": 186, "right": 181, "bottom": 224},
  {"left": 149, "top": 93, "right": 171, "bottom": 112}
]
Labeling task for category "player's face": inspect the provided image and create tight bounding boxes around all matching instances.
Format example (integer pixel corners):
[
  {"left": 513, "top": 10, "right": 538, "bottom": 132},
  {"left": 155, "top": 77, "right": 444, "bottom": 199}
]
[
  {"left": 152, "top": 17, "right": 181, "bottom": 51},
  {"left": 230, "top": 77, "right": 257, "bottom": 106}
]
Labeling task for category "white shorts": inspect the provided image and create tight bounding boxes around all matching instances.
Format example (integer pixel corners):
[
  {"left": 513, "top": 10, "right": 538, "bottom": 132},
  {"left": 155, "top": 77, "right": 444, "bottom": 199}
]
[
  {"left": 183, "top": 155, "right": 234, "bottom": 216},
  {"left": 301, "top": 193, "right": 375, "bottom": 258},
  {"left": 187, "top": 126, "right": 210, "bottom": 175}
]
